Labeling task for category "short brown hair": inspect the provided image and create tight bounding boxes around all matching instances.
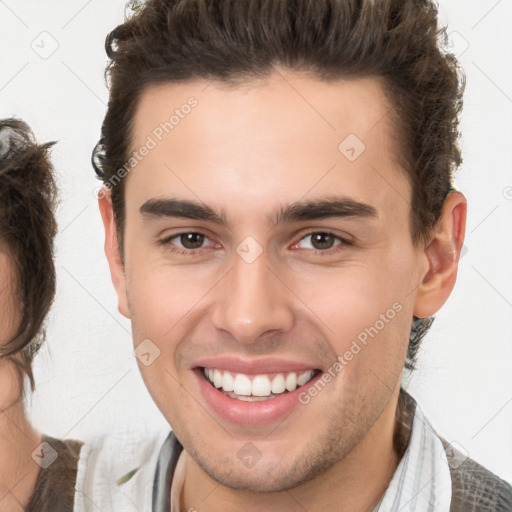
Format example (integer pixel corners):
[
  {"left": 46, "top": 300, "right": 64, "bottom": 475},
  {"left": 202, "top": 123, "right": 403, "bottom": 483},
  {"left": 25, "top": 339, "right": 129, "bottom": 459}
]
[
  {"left": 0, "top": 118, "right": 58, "bottom": 390},
  {"left": 93, "top": 0, "right": 465, "bottom": 368}
]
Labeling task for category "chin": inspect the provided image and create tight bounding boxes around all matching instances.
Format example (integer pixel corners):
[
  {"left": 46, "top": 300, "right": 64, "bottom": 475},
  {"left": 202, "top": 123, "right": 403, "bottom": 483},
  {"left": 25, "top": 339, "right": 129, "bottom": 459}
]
[{"left": 202, "top": 464, "right": 301, "bottom": 493}]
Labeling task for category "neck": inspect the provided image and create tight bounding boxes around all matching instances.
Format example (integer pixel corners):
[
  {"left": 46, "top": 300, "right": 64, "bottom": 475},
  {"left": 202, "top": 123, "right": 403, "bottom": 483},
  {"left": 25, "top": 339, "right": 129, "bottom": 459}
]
[
  {"left": 181, "top": 386, "right": 403, "bottom": 512},
  {"left": 0, "top": 361, "right": 42, "bottom": 509}
]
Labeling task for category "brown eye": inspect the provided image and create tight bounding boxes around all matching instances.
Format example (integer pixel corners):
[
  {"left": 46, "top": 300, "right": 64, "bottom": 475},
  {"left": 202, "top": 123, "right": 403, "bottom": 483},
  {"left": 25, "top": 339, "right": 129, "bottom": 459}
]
[
  {"left": 159, "top": 231, "right": 218, "bottom": 254},
  {"left": 180, "top": 233, "right": 205, "bottom": 249},
  {"left": 310, "top": 233, "right": 337, "bottom": 250},
  {"left": 300, "top": 231, "right": 344, "bottom": 251},
  {"left": 295, "top": 232, "right": 349, "bottom": 252}
]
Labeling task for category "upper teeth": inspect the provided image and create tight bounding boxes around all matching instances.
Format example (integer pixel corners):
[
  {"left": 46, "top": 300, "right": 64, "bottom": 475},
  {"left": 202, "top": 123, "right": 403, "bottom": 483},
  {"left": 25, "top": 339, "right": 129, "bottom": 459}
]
[{"left": 204, "top": 368, "right": 315, "bottom": 397}]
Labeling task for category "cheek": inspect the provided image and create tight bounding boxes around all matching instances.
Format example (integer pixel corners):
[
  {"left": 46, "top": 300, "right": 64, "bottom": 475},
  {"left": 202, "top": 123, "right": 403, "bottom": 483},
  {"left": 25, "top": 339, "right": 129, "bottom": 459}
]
[
  {"left": 290, "top": 262, "right": 406, "bottom": 330},
  {"left": 125, "top": 259, "right": 206, "bottom": 340},
  {"left": 125, "top": 263, "right": 213, "bottom": 398},
  {"left": 0, "top": 359, "right": 23, "bottom": 405},
  {"left": 288, "top": 254, "right": 413, "bottom": 373},
  {"left": 0, "top": 263, "right": 19, "bottom": 346}
]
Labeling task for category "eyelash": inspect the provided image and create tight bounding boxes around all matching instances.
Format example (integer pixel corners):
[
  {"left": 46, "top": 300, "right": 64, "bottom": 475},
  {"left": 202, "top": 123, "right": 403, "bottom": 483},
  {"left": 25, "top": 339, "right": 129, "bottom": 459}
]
[
  {"left": 158, "top": 232, "right": 217, "bottom": 256},
  {"left": 158, "top": 231, "right": 353, "bottom": 256}
]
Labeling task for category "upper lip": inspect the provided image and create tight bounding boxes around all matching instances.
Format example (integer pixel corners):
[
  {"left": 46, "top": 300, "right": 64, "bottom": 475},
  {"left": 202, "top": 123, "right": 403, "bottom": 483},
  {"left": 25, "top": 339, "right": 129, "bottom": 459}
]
[{"left": 193, "top": 356, "right": 319, "bottom": 375}]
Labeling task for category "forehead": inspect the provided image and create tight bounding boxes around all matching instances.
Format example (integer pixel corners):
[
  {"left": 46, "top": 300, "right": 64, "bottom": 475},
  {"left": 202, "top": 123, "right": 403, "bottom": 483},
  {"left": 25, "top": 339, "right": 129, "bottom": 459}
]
[{"left": 127, "top": 72, "right": 410, "bottom": 226}]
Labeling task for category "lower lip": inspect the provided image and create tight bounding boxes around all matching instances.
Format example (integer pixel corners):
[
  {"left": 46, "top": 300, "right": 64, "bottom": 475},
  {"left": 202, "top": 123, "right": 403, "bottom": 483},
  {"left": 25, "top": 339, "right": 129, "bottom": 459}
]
[{"left": 194, "top": 368, "right": 322, "bottom": 426}]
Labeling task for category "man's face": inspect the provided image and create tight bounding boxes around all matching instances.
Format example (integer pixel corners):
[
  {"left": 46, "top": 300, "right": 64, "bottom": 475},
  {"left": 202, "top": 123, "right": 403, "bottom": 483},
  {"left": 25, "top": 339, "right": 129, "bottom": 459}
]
[{"left": 115, "top": 72, "right": 429, "bottom": 491}]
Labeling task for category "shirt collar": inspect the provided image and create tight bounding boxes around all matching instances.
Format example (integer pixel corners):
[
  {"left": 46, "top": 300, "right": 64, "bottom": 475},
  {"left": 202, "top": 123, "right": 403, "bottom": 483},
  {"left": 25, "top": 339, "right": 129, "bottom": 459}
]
[
  {"left": 153, "top": 429, "right": 183, "bottom": 512},
  {"left": 373, "top": 390, "right": 452, "bottom": 511}
]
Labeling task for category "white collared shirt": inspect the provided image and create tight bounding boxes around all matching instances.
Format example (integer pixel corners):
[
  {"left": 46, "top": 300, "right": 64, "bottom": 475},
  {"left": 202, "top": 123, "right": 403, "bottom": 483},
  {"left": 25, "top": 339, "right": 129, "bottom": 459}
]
[
  {"left": 372, "top": 401, "right": 452, "bottom": 511},
  {"left": 74, "top": 391, "right": 453, "bottom": 511}
]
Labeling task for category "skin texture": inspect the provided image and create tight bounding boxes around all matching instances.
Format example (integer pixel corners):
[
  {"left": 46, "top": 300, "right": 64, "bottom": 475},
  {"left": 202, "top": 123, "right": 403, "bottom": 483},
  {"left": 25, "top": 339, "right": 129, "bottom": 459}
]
[
  {"left": 100, "top": 71, "right": 467, "bottom": 511},
  {"left": 0, "top": 245, "right": 42, "bottom": 511}
]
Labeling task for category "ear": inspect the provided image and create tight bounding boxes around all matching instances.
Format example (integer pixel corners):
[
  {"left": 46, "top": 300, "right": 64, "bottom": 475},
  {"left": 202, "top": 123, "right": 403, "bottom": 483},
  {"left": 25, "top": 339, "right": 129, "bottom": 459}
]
[
  {"left": 98, "top": 189, "right": 131, "bottom": 319},
  {"left": 413, "top": 190, "right": 467, "bottom": 318}
]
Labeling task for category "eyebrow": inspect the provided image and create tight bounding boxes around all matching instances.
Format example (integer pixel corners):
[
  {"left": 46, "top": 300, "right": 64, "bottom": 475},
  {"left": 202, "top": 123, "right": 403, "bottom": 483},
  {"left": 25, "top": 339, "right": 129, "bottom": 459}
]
[{"left": 139, "top": 196, "right": 378, "bottom": 225}]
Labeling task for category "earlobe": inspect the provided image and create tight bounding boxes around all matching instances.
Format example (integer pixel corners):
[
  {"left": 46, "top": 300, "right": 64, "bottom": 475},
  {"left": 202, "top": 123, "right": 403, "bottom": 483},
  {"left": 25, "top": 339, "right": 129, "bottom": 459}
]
[
  {"left": 413, "top": 191, "right": 467, "bottom": 318},
  {"left": 98, "top": 189, "right": 131, "bottom": 319}
]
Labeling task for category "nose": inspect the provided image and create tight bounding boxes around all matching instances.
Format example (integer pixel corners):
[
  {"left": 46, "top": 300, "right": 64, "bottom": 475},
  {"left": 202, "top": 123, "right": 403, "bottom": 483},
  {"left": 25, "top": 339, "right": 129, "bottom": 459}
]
[{"left": 211, "top": 251, "right": 294, "bottom": 344}]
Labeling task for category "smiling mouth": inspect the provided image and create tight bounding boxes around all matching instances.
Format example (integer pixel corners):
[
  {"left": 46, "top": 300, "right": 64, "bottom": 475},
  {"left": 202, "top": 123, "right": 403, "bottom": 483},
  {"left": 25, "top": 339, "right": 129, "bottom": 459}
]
[{"left": 201, "top": 367, "right": 320, "bottom": 402}]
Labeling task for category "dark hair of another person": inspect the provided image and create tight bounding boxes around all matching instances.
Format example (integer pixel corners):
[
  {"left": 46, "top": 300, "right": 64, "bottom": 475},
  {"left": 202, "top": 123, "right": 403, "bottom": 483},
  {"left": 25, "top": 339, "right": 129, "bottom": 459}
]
[
  {"left": 0, "top": 118, "right": 57, "bottom": 390},
  {"left": 93, "top": 0, "right": 465, "bottom": 369}
]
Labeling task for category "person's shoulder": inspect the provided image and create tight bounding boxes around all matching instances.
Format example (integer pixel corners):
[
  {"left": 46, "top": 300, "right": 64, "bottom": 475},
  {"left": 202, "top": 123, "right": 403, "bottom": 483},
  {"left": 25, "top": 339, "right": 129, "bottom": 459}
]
[
  {"left": 26, "top": 435, "right": 83, "bottom": 512},
  {"left": 73, "top": 425, "right": 171, "bottom": 512},
  {"left": 440, "top": 437, "right": 512, "bottom": 512}
]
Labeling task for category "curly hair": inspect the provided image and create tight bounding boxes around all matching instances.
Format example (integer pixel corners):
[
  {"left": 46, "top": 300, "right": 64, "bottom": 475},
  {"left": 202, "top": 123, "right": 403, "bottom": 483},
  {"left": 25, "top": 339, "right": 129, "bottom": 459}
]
[
  {"left": 0, "top": 118, "right": 58, "bottom": 390},
  {"left": 93, "top": 0, "right": 465, "bottom": 369}
]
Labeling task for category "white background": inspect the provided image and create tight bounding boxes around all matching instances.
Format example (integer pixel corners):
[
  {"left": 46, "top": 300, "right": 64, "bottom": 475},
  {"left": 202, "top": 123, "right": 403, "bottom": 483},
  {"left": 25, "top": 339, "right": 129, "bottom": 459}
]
[{"left": 1, "top": 0, "right": 511, "bottom": 483}]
